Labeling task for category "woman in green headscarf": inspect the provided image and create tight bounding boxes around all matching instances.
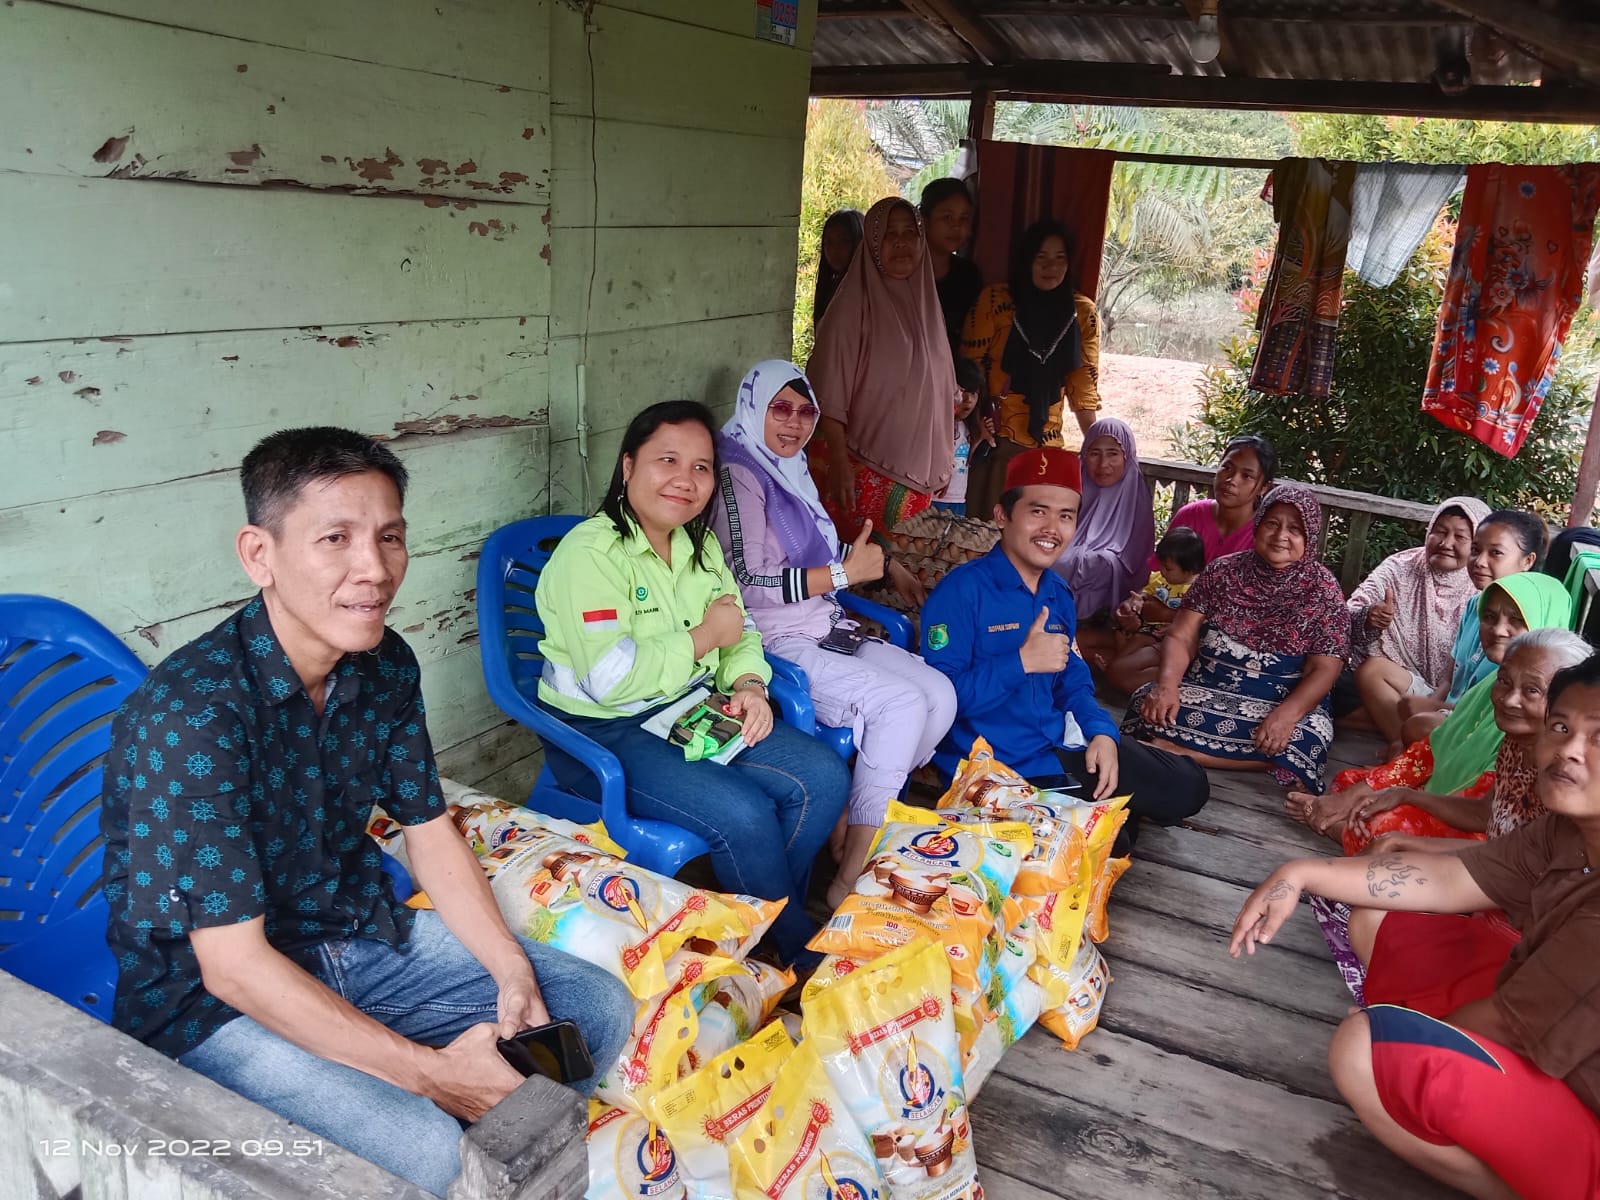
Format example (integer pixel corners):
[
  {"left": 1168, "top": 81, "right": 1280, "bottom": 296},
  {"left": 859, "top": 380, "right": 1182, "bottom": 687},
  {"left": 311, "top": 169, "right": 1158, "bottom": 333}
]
[{"left": 1288, "top": 571, "right": 1572, "bottom": 849}]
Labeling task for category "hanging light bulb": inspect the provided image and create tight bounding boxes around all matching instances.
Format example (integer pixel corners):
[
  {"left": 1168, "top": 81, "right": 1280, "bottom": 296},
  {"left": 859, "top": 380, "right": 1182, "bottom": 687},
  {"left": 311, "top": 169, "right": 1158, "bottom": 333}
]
[{"left": 1191, "top": 12, "right": 1221, "bottom": 64}]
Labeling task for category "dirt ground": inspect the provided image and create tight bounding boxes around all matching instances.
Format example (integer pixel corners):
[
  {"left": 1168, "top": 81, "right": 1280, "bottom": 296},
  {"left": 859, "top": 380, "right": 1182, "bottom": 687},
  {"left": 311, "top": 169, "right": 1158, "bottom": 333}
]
[{"left": 1062, "top": 351, "right": 1208, "bottom": 459}]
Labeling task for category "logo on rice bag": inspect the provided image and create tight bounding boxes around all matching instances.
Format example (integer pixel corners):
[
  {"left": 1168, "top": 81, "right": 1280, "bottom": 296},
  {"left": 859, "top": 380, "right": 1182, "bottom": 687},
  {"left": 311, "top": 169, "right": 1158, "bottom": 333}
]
[
  {"left": 903, "top": 831, "right": 960, "bottom": 865},
  {"left": 891, "top": 1035, "right": 945, "bottom": 1121},
  {"left": 589, "top": 873, "right": 652, "bottom": 930},
  {"left": 635, "top": 1122, "right": 682, "bottom": 1196},
  {"left": 815, "top": 1151, "right": 875, "bottom": 1200}
]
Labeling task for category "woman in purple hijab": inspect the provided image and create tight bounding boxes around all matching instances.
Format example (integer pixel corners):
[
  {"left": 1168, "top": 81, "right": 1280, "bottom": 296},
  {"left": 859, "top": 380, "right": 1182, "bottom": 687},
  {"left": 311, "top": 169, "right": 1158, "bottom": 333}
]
[
  {"left": 1053, "top": 418, "right": 1157, "bottom": 620},
  {"left": 709, "top": 360, "right": 957, "bottom": 907}
]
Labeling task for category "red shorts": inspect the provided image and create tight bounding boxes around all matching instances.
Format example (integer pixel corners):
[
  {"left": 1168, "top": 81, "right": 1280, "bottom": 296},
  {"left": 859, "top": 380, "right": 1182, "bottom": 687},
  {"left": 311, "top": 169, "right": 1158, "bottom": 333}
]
[
  {"left": 1362, "top": 909, "right": 1520, "bottom": 1018},
  {"left": 1368, "top": 1004, "right": 1600, "bottom": 1199}
]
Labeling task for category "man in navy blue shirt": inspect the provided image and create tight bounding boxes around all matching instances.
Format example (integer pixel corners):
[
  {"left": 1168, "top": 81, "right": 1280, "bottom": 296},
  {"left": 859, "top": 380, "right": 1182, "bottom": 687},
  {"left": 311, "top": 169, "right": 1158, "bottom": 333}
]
[
  {"left": 100, "top": 428, "right": 633, "bottom": 1196},
  {"left": 922, "top": 446, "right": 1207, "bottom": 839}
]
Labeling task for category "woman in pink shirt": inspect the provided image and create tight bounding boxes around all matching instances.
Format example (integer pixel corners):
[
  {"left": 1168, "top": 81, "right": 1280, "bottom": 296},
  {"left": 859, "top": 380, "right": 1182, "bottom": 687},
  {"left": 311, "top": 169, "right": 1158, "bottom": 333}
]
[
  {"left": 709, "top": 361, "right": 957, "bottom": 906},
  {"left": 1160, "top": 434, "right": 1279, "bottom": 565}
]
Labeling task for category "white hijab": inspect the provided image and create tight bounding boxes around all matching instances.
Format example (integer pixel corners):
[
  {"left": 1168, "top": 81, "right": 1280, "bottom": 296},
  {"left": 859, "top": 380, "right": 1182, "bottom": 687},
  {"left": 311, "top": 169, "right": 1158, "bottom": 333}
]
[{"left": 720, "top": 360, "right": 840, "bottom": 558}]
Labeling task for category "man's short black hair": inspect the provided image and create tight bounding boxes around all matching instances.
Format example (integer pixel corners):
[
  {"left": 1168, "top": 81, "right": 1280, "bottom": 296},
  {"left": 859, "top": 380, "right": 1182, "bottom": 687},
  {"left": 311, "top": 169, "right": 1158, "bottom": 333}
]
[
  {"left": 1155, "top": 526, "right": 1206, "bottom": 575},
  {"left": 1546, "top": 651, "right": 1600, "bottom": 714},
  {"left": 241, "top": 427, "right": 408, "bottom": 533},
  {"left": 997, "top": 487, "right": 1023, "bottom": 518}
]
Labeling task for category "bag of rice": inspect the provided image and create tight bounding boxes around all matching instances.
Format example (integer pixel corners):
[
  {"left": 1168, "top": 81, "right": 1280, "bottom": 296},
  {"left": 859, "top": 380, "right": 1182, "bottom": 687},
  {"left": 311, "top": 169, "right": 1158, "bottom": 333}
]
[
  {"left": 809, "top": 802, "right": 1030, "bottom": 993},
  {"left": 683, "top": 961, "right": 796, "bottom": 1075},
  {"left": 803, "top": 940, "right": 979, "bottom": 1200},
  {"left": 596, "top": 951, "right": 744, "bottom": 1113},
  {"left": 587, "top": 1102, "right": 690, "bottom": 1200},
  {"left": 1019, "top": 871, "right": 1090, "bottom": 1008},
  {"left": 727, "top": 1039, "right": 884, "bottom": 1200},
  {"left": 473, "top": 825, "right": 780, "bottom": 998},
  {"left": 442, "top": 779, "right": 626, "bottom": 857},
  {"left": 1037, "top": 938, "right": 1112, "bottom": 1051},
  {"left": 936, "top": 738, "right": 1037, "bottom": 812},
  {"left": 1086, "top": 855, "right": 1132, "bottom": 945},
  {"left": 652, "top": 1022, "right": 793, "bottom": 1200}
]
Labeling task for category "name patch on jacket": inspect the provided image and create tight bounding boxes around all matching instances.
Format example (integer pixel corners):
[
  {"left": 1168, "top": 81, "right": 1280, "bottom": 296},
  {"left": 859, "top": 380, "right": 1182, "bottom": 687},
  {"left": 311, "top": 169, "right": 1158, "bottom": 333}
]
[{"left": 987, "top": 622, "right": 1020, "bottom": 633}]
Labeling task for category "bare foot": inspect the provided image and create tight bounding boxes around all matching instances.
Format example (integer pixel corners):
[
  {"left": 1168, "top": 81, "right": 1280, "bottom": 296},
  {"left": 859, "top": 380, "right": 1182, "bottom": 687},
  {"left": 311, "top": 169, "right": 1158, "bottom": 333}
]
[
  {"left": 1284, "top": 790, "right": 1317, "bottom": 826},
  {"left": 825, "top": 878, "right": 853, "bottom": 911}
]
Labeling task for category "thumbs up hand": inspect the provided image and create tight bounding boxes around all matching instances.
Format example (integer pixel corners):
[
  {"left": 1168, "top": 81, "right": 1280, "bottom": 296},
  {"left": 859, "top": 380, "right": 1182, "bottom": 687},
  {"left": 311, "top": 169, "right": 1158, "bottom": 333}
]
[
  {"left": 843, "top": 518, "right": 885, "bottom": 586},
  {"left": 1367, "top": 586, "right": 1398, "bottom": 631},
  {"left": 1020, "top": 605, "right": 1072, "bottom": 675}
]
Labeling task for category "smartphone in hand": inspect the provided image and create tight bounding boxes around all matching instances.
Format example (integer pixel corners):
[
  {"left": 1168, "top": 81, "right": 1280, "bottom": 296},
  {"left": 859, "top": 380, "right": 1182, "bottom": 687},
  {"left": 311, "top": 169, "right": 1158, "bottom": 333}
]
[{"left": 496, "top": 1019, "right": 595, "bottom": 1084}]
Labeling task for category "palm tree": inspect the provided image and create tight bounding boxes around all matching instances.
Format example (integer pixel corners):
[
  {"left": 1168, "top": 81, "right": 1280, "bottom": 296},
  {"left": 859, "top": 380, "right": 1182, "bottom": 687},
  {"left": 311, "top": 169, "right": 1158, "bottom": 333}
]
[{"left": 861, "top": 100, "right": 1227, "bottom": 332}]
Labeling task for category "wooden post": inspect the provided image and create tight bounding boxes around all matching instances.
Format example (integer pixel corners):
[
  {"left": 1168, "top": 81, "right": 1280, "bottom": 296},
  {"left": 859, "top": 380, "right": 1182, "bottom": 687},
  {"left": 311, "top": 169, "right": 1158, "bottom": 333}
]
[
  {"left": 1341, "top": 510, "right": 1375, "bottom": 593},
  {"left": 967, "top": 86, "right": 995, "bottom": 143},
  {"left": 1569, "top": 374, "right": 1600, "bottom": 528}
]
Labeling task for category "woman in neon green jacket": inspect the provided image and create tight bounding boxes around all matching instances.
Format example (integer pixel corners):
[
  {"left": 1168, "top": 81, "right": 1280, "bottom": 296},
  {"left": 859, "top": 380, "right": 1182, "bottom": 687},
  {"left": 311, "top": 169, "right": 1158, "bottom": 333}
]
[{"left": 535, "top": 400, "right": 849, "bottom": 968}]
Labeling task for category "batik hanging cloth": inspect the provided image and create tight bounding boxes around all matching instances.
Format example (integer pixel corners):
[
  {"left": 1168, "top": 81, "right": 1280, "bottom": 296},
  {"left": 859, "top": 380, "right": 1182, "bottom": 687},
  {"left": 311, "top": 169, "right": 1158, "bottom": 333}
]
[
  {"left": 1249, "top": 158, "right": 1356, "bottom": 399},
  {"left": 1422, "top": 162, "right": 1600, "bottom": 459}
]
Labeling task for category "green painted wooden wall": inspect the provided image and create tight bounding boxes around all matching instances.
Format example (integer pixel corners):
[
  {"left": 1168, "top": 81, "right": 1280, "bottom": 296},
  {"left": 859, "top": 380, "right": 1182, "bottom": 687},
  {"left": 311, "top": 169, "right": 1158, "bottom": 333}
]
[{"left": 0, "top": 0, "right": 814, "bottom": 796}]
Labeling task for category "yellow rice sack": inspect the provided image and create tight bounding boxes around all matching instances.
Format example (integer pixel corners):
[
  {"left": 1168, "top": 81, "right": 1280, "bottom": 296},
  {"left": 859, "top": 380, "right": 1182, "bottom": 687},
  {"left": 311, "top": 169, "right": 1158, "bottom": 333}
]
[
  {"left": 684, "top": 961, "right": 796, "bottom": 1075},
  {"left": 728, "top": 1039, "right": 884, "bottom": 1200},
  {"left": 936, "top": 737, "right": 1036, "bottom": 811},
  {"left": 596, "top": 952, "right": 743, "bottom": 1113},
  {"left": 1037, "top": 938, "right": 1112, "bottom": 1051},
  {"left": 803, "top": 941, "right": 979, "bottom": 1200},
  {"left": 587, "top": 1102, "right": 689, "bottom": 1200},
  {"left": 474, "top": 825, "right": 780, "bottom": 998},
  {"left": 1086, "top": 854, "right": 1133, "bottom": 945},
  {"left": 442, "top": 778, "right": 627, "bottom": 856},
  {"left": 653, "top": 1022, "right": 793, "bottom": 1200},
  {"left": 1019, "top": 871, "right": 1091, "bottom": 1008},
  {"left": 809, "top": 801, "right": 1030, "bottom": 992}
]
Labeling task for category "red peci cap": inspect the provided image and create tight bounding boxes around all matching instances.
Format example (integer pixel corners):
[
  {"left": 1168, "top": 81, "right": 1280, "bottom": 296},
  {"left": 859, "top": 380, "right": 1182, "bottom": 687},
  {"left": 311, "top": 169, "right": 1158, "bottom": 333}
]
[{"left": 1004, "top": 446, "right": 1082, "bottom": 494}]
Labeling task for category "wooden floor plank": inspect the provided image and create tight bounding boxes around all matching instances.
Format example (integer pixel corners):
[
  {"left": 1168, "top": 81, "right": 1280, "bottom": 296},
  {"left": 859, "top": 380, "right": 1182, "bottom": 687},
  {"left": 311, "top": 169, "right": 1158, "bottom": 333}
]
[
  {"left": 970, "top": 1072, "right": 1356, "bottom": 1200},
  {"left": 1190, "top": 787, "right": 1336, "bottom": 858},
  {"left": 990, "top": 1027, "right": 1459, "bottom": 1200},
  {"left": 1103, "top": 904, "right": 1351, "bottom": 1024},
  {"left": 1095, "top": 958, "right": 1341, "bottom": 1102},
  {"left": 977, "top": 1167, "right": 1076, "bottom": 1200},
  {"left": 1134, "top": 822, "right": 1287, "bottom": 891},
  {"left": 1113, "top": 859, "right": 1333, "bottom": 961}
]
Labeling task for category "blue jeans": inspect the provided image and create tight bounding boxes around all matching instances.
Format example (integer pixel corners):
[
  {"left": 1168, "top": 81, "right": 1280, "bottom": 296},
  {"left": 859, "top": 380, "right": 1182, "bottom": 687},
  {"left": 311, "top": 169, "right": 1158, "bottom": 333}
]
[
  {"left": 544, "top": 709, "right": 849, "bottom": 965},
  {"left": 178, "top": 910, "right": 635, "bottom": 1197}
]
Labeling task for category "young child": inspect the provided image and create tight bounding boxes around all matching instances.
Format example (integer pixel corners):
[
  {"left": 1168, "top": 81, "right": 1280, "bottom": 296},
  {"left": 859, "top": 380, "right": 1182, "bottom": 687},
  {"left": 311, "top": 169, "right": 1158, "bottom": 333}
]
[
  {"left": 1097, "top": 526, "right": 1206, "bottom": 693},
  {"left": 934, "top": 357, "right": 994, "bottom": 515}
]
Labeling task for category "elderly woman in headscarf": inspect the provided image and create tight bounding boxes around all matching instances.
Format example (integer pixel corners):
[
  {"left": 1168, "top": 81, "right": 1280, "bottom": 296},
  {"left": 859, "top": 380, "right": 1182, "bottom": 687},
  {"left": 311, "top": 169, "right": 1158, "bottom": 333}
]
[
  {"left": 1346, "top": 496, "right": 1491, "bottom": 756},
  {"left": 1291, "top": 571, "right": 1574, "bottom": 844},
  {"left": 709, "top": 360, "right": 958, "bottom": 908},
  {"left": 1121, "top": 485, "right": 1349, "bottom": 791},
  {"left": 1052, "top": 417, "right": 1156, "bottom": 620},
  {"left": 960, "top": 217, "right": 1104, "bottom": 517},
  {"left": 807, "top": 199, "right": 957, "bottom": 579}
]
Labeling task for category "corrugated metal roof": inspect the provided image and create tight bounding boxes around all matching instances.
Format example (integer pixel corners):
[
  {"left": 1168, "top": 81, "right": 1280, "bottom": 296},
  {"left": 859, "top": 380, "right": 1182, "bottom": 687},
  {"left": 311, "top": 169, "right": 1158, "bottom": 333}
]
[{"left": 813, "top": 0, "right": 1549, "bottom": 87}]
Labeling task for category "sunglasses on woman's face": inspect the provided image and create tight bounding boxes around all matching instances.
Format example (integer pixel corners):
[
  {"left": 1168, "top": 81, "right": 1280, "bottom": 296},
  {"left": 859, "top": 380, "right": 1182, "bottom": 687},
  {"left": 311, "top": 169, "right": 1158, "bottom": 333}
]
[{"left": 768, "top": 399, "right": 819, "bottom": 423}]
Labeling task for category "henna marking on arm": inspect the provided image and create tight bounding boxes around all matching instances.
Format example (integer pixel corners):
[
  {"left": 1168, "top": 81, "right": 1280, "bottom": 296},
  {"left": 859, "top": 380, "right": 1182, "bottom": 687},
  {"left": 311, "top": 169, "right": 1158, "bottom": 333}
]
[
  {"left": 1366, "top": 856, "right": 1428, "bottom": 900},
  {"left": 1265, "top": 879, "right": 1296, "bottom": 903}
]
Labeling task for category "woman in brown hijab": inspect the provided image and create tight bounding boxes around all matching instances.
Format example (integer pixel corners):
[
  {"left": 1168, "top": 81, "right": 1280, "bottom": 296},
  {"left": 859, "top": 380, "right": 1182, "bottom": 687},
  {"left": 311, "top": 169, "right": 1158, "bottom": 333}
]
[{"left": 807, "top": 197, "right": 960, "bottom": 602}]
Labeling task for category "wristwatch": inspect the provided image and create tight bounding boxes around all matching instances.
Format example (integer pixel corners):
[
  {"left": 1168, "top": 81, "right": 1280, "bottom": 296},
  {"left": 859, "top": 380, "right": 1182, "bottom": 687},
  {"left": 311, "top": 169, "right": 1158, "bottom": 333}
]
[
  {"left": 829, "top": 562, "right": 849, "bottom": 591},
  {"left": 736, "top": 677, "right": 769, "bottom": 698}
]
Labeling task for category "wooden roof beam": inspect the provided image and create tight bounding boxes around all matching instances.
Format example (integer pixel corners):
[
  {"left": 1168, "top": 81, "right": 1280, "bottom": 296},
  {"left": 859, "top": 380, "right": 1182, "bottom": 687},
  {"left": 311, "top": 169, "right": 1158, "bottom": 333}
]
[
  {"left": 896, "top": 0, "right": 1009, "bottom": 65},
  {"left": 1431, "top": 0, "right": 1600, "bottom": 86},
  {"left": 809, "top": 61, "right": 1600, "bottom": 123}
]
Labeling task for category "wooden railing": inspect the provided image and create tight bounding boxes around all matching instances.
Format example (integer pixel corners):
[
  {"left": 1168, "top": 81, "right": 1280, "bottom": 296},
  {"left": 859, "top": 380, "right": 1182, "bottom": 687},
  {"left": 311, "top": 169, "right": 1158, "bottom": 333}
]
[{"left": 1140, "top": 457, "right": 1439, "bottom": 593}]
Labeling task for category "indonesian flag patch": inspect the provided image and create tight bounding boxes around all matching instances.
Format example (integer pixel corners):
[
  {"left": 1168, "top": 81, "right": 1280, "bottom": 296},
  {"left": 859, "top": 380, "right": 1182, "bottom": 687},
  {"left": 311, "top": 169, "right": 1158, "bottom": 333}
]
[{"left": 582, "top": 608, "right": 620, "bottom": 632}]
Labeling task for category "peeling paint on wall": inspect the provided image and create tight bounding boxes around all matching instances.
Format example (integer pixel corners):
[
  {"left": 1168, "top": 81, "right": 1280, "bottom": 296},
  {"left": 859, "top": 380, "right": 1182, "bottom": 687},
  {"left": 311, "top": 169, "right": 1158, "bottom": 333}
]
[
  {"left": 91, "top": 429, "right": 124, "bottom": 444},
  {"left": 92, "top": 134, "right": 129, "bottom": 163},
  {"left": 390, "top": 413, "right": 543, "bottom": 437}
]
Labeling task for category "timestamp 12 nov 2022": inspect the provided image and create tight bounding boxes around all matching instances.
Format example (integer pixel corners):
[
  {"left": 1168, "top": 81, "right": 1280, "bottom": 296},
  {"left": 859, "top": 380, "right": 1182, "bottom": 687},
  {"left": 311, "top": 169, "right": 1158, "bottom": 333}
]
[{"left": 39, "top": 1136, "right": 325, "bottom": 1159}]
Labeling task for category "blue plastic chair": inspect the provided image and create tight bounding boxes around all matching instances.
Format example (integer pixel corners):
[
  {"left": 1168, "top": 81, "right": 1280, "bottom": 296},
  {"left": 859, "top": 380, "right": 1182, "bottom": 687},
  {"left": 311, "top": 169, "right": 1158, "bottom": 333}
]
[
  {"left": 0, "top": 595, "right": 147, "bottom": 1022},
  {"left": 765, "top": 593, "right": 913, "bottom": 760}
]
